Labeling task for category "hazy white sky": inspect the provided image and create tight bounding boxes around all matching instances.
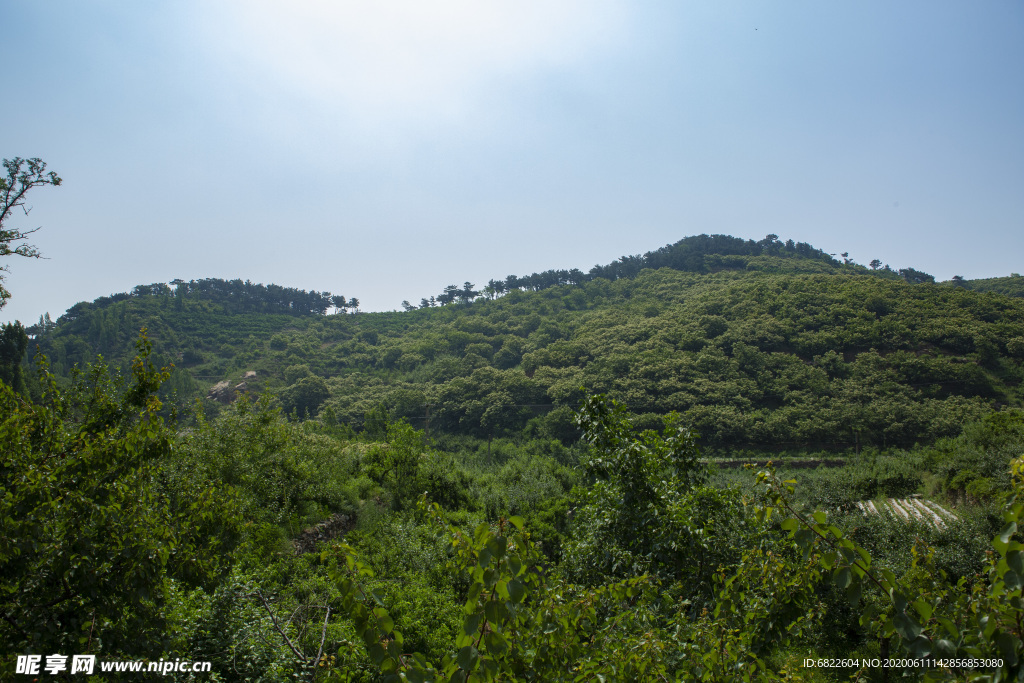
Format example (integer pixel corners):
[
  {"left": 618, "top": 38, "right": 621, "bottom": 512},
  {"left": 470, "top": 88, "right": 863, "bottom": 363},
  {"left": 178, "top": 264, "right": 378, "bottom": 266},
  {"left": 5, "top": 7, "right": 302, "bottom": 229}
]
[{"left": 3, "top": 1, "right": 1022, "bottom": 322}]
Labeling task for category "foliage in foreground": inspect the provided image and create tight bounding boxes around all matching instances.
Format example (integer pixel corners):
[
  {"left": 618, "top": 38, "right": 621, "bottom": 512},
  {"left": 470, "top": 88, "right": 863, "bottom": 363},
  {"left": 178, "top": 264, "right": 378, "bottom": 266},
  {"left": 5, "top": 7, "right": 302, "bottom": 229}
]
[
  {"left": 318, "top": 397, "right": 1024, "bottom": 682},
  {"left": 0, "top": 335, "right": 238, "bottom": 656},
  {"left": 3, "top": 334, "right": 1023, "bottom": 682}
]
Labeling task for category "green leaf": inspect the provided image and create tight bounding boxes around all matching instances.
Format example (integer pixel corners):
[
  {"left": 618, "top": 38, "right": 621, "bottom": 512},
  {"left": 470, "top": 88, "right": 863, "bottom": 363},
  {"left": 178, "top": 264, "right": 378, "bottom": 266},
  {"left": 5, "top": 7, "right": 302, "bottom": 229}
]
[
  {"left": 893, "top": 612, "right": 921, "bottom": 641},
  {"left": 483, "top": 632, "right": 508, "bottom": 655},
  {"left": 406, "top": 669, "right": 428, "bottom": 683},
  {"left": 373, "top": 607, "right": 394, "bottom": 634},
  {"left": 995, "top": 631, "right": 1020, "bottom": 666},
  {"left": 485, "top": 600, "right": 508, "bottom": 625},
  {"left": 368, "top": 643, "right": 387, "bottom": 665},
  {"left": 995, "top": 522, "right": 1017, "bottom": 553},
  {"left": 508, "top": 516, "right": 524, "bottom": 530},
  {"left": 1008, "top": 549, "right": 1024, "bottom": 575},
  {"left": 846, "top": 582, "right": 861, "bottom": 607},
  {"left": 486, "top": 536, "right": 507, "bottom": 560},
  {"left": 936, "top": 617, "right": 959, "bottom": 639},
  {"left": 354, "top": 603, "right": 369, "bottom": 623},
  {"left": 457, "top": 645, "right": 479, "bottom": 672},
  {"left": 906, "top": 635, "right": 932, "bottom": 658},
  {"left": 464, "top": 612, "right": 483, "bottom": 637},
  {"left": 465, "top": 583, "right": 483, "bottom": 609},
  {"left": 507, "top": 579, "right": 526, "bottom": 604},
  {"left": 912, "top": 599, "right": 933, "bottom": 622}
]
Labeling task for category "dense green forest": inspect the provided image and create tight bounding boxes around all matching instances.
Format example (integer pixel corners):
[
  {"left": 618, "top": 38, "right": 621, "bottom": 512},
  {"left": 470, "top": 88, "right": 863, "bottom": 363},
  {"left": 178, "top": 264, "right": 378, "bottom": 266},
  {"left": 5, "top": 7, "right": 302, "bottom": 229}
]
[
  {"left": 25, "top": 236, "right": 1024, "bottom": 455},
  {"left": 4, "top": 196, "right": 1024, "bottom": 682},
  {"left": 952, "top": 274, "right": 1024, "bottom": 300}
]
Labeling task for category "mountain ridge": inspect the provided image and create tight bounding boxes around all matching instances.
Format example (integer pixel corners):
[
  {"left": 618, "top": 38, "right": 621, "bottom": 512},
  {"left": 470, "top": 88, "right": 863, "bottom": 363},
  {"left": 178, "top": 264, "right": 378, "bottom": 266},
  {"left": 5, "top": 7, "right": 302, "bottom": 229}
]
[{"left": 19, "top": 234, "right": 1024, "bottom": 454}]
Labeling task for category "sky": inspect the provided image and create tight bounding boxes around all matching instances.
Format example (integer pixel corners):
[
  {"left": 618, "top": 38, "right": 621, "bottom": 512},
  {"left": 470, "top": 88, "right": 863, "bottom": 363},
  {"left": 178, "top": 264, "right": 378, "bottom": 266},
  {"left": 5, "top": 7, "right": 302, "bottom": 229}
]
[{"left": 2, "top": 1, "right": 1022, "bottom": 323}]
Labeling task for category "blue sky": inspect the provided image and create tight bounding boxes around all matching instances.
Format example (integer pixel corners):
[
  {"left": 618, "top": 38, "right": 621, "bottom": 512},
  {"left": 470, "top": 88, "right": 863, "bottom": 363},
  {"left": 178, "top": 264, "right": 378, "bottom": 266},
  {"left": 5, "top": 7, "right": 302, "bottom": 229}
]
[{"left": 2, "top": 1, "right": 1022, "bottom": 323}]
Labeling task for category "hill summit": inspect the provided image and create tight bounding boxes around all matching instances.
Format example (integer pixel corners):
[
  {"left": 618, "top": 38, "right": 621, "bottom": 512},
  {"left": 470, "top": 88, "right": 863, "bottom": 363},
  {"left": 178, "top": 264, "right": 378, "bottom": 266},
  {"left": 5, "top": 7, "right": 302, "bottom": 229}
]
[{"left": 21, "top": 233, "right": 1024, "bottom": 453}]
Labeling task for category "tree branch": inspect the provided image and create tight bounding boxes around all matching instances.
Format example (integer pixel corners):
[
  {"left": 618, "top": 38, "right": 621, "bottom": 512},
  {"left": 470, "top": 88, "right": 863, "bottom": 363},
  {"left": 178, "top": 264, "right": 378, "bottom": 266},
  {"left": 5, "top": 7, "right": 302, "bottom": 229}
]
[
  {"left": 311, "top": 606, "right": 330, "bottom": 683},
  {"left": 250, "top": 589, "right": 308, "bottom": 663},
  {"left": 779, "top": 496, "right": 888, "bottom": 594}
]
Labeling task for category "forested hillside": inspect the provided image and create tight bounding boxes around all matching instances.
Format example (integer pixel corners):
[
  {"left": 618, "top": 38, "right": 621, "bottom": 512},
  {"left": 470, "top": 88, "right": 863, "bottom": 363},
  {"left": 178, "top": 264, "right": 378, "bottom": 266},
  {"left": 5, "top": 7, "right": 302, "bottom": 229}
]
[
  {"left": 24, "top": 235, "right": 1024, "bottom": 455},
  {"left": 952, "top": 274, "right": 1024, "bottom": 299}
]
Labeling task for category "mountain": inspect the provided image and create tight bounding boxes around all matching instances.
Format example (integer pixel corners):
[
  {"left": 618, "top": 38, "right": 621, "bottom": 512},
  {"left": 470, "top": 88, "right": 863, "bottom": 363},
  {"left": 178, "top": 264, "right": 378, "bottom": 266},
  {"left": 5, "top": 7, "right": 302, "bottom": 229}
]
[{"left": 23, "top": 234, "right": 1024, "bottom": 452}]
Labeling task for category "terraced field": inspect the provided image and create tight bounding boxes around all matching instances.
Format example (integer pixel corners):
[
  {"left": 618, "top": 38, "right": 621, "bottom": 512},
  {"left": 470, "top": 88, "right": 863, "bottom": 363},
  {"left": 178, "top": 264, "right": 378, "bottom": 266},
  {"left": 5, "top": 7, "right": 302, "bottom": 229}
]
[{"left": 854, "top": 496, "right": 959, "bottom": 530}]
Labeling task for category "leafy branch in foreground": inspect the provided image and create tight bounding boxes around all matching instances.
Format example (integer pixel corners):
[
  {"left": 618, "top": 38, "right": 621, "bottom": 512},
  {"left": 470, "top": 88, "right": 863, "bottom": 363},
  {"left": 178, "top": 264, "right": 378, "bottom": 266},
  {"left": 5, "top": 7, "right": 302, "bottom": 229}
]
[
  {"left": 1, "top": 157, "right": 61, "bottom": 308},
  {"left": 319, "top": 397, "right": 1024, "bottom": 681},
  {"left": 323, "top": 496, "right": 655, "bottom": 682},
  {"left": 755, "top": 458, "right": 1024, "bottom": 680},
  {"left": 0, "top": 331, "right": 239, "bottom": 655}
]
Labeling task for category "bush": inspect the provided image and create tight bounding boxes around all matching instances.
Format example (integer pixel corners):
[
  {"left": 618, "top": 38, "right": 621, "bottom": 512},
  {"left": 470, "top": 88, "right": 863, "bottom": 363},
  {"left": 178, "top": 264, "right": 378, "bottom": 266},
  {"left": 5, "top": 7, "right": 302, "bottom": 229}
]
[
  {"left": 420, "top": 455, "right": 476, "bottom": 511},
  {"left": 176, "top": 394, "right": 356, "bottom": 528},
  {"left": 1007, "top": 336, "right": 1024, "bottom": 359},
  {"left": 280, "top": 375, "right": 330, "bottom": 418},
  {"left": 807, "top": 456, "right": 922, "bottom": 509}
]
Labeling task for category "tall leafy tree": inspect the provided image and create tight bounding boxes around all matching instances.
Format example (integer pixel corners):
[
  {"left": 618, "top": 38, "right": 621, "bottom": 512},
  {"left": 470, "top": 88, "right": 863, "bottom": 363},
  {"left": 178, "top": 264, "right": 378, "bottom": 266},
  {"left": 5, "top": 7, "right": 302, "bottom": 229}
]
[
  {"left": 563, "top": 393, "right": 743, "bottom": 597},
  {"left": 280, "top": 374, "right": 331, "bottom": 418},
  {"left": 459, "top": 281, "right": 478, "bottom": 304},
  {"left": 0, "top": 157, "right": 62, "bottom": 309}
]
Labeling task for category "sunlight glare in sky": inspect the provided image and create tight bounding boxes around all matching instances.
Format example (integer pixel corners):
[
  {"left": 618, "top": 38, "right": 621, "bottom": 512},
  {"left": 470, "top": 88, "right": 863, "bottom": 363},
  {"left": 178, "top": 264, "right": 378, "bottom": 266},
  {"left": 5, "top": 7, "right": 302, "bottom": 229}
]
[{"left": 195, "top": 1, "right": 629, "bottom": 135}]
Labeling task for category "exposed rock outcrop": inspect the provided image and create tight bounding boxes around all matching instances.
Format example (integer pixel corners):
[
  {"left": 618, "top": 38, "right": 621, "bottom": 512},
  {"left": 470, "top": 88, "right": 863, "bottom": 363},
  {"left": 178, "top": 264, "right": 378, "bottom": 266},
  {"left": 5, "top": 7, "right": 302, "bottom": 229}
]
[
  {"left": 292, "top": 514, "right": 354, "bottom": 554},
  {"left": 207, "top": 380, "right": 234, "bottom": 403}
]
